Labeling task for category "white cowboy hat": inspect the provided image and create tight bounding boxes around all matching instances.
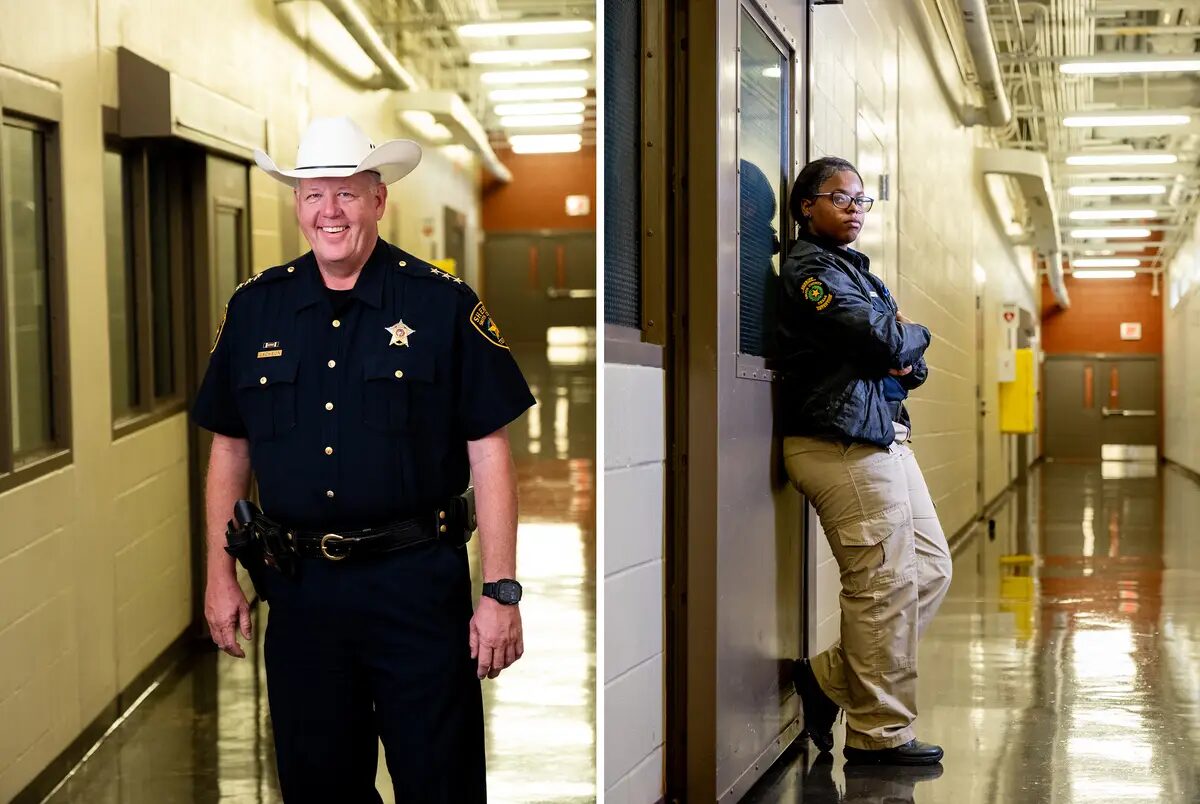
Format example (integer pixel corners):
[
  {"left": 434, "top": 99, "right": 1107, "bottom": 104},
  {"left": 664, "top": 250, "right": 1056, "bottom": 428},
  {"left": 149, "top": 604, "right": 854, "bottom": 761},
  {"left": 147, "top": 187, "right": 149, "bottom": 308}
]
[{"left": 253, "top": 116, "right": 422, "bottom": 187}]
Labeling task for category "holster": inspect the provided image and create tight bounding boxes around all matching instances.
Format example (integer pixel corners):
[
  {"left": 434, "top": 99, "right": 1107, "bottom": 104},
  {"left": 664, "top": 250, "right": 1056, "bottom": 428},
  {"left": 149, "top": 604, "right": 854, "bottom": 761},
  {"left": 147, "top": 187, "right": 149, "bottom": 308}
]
[{"left": 224, "top": 500, "right": 276, "bottom": 599}]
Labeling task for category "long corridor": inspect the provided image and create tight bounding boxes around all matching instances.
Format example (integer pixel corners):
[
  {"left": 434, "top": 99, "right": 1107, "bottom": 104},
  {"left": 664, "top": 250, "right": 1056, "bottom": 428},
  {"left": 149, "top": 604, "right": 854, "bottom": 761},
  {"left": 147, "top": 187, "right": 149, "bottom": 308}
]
[
  {"left": 34, "top": 343, "right": 597, "bottom": 803},
  {"left": 745, "top": 459, "right": 1200, "bottom": 804}
]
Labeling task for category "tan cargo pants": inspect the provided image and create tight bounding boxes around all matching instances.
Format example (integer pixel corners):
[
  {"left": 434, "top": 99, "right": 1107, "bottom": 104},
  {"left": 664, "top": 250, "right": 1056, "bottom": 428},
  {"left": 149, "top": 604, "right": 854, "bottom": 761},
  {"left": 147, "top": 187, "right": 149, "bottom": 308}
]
[{"left": 783, "top": 431, "right": 953, "bottom": 750}]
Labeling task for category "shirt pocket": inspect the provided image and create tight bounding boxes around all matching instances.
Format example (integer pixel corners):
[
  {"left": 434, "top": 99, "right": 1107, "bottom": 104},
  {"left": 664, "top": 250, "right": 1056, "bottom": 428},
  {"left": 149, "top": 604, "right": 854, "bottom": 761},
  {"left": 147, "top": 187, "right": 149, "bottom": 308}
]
[
  {"left": 362, "top": 350, "right": 437, "bottom": 433},
  {"left": 235, "top": 357, "right": 299, "bottom": 440}
]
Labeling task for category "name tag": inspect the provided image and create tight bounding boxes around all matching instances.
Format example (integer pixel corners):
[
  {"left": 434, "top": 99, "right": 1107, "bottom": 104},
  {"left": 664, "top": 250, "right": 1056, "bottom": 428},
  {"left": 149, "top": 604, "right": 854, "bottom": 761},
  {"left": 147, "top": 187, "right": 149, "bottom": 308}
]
[{"left": 257, "top": 349, "right": 283, "bottom": 359}]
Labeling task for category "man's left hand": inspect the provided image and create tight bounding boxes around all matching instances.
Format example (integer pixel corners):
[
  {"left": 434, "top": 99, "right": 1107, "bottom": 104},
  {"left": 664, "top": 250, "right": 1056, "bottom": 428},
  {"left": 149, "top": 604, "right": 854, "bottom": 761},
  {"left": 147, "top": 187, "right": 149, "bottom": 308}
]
[{"left": 469, "top": 596, "right": 524, "bottom": 679}]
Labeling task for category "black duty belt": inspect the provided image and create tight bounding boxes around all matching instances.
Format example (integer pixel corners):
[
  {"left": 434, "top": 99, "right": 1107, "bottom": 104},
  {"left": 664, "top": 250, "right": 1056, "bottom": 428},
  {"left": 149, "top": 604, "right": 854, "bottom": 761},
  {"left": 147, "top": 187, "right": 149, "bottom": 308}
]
[{"left": 226, "top": 489, "right": 477, "bottom": 580}]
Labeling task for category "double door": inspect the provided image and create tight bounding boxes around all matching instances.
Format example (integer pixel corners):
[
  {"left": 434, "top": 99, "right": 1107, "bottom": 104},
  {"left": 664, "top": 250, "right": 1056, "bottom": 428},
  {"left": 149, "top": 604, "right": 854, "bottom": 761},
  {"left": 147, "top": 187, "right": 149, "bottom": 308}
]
[{"left": 1044, "top": 355, "right": 1160, "bottom": 461}]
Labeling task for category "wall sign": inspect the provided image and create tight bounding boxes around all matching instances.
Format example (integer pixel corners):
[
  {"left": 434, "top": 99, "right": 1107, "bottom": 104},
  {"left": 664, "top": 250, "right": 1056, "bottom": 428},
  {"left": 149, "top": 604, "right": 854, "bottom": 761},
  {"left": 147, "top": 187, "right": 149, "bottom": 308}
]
[
  {"left": 565, "top": 194, "right": 590, "bottom": 216},
  {"left": 1120, "top": 322, "right": 1142, "bottom": 341}
]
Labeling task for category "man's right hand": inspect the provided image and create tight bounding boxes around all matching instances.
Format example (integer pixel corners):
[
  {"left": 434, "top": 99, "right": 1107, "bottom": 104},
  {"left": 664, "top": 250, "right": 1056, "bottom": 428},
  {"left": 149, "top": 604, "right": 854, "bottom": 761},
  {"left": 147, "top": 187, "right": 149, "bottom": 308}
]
[
  {"left": 205, "top": 574, "right": 252, "bottom": 659},
  {"left": 896, "top": 310, "right": 913, "bottom": 324}
]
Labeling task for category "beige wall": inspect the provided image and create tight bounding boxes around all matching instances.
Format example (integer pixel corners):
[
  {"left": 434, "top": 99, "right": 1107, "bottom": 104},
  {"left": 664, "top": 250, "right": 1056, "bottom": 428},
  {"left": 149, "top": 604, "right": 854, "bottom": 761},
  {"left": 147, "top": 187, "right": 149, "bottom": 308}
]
[
  {"left": 0, "top": 1, "right": 482, "bottom": 796},
  {"left": 803, "top": 0, "right": 1038, "bottom": 655}
]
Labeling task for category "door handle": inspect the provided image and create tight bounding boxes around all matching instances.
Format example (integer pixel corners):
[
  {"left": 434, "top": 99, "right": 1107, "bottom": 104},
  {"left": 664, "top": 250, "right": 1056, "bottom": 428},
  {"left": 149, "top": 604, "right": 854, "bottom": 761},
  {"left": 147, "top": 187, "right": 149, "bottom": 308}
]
[
  {"left": 545, "top": 288, "right": 597, "bottom": 300},
  {"left": 1101, "top": 407, "right": 1156, "bottom": 417}
]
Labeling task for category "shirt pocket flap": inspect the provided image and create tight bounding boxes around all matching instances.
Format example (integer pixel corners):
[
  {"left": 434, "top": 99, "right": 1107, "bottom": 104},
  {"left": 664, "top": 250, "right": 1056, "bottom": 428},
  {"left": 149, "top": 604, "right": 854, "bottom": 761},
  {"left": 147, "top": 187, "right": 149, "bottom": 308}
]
[
  {"left": 364, "top": 350, "right": 436, "bottom": 383},
  {"left": 834, "top": 503, "right": 910, "bottom": 547},
  {"left": 237, "top": 357, "right": 299, "bottom": 389}
]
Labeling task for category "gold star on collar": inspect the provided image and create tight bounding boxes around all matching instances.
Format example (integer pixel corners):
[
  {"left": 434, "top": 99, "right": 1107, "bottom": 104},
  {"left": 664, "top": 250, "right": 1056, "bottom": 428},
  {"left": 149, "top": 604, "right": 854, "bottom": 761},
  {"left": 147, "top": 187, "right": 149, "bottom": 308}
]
[{"left": 385, "top": 320, "right": 415, "bottom": 347}]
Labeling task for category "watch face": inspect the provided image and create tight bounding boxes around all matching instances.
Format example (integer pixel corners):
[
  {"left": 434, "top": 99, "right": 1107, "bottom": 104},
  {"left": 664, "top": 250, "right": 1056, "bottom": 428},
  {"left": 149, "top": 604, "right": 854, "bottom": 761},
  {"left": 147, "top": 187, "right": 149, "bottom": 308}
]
[{"left": 497, "top": 581, "right": 522, "bottom": 604}]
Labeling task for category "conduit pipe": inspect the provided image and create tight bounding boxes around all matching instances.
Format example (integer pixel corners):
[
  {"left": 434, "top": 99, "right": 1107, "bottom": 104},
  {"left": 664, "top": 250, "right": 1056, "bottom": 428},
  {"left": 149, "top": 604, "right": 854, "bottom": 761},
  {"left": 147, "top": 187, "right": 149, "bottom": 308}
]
[
  {"left": 959, "top": 0, "right": 1012, "bottom": 127},
  {"left": 318, "top": 0, "right": 420, "bottom": 91}
]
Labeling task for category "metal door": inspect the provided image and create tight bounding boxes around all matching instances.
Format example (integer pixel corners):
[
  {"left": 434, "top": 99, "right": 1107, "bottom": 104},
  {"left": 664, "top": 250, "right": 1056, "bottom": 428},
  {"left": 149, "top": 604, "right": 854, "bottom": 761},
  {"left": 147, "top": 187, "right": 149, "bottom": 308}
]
[
  {"left": 1044, "top": 355, "right": 1159, "bottom": 460},
  {"left": 481, "top": 231, "right": 596, "bottom": 344},
  {"left": 677, "top": 1, "right": 807, "bottom": 799},
  {"left": 188, "top": 153, "right": 252, "bottom": 617}
]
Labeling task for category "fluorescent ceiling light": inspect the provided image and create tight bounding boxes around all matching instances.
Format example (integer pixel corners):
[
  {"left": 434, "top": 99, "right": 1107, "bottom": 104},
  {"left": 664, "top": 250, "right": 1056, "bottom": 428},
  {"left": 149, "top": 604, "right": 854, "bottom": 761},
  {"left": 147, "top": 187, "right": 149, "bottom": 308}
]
[
  {"left": 1063, "top": 114, "right": 1190, "bottom": 127},
  {"left": 1082, "top": 249, "right": 1116, "bottom": 256},
  {"left": 500, "top": 114, "right": 585, "bottom": 128},
  {"left": 1072, "top": 270, "right": 1137, "bottom": 279},
  {"left": 1060, "top": 58, "right": 1200, "bottom": 75},
  {"left": 470, "top": 48, "right": 591, "bottom": 65},
  {"left": 1068, "top": 184, "right": 1166, "bottom": 197},
  {"left": 458, "top": 20, "right": 594, "bottom": 37},
  {"left": 509, "top": 134, "right": 583, "bottom": 154},
  {"left": 762, "top": 66, "right": 782, "bottom": 78},
  {"left": 493, "top": 101, "right": 586, "bottom": 116},
  {"left": 1068, "top": 209, "right": 1157, "bottom": 220},
  {"left": 1070, "top": 227, "right": 1152, "bottom": 238},
  {"left": 480, "top": 69, "right": 590, "bottom": 85},
  {"left": 489, "top": 86, "right": 588, "bottom": 101},
  {"left": 1066, "top": 153, "right": 1178, "bottom": 166},
  {"left": 1074, "top": 258, "right": 1141, "bottom": 268},
  {"left": 400, "top": 110, "right": 452, "bottom": 142}
]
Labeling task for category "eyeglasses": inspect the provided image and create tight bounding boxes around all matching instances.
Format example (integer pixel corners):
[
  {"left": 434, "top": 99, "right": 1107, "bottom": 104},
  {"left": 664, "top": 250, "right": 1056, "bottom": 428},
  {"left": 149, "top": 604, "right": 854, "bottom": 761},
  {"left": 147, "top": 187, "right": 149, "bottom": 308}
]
[{"left": 812, "top": 191, "right": 874, "bottom": 212}]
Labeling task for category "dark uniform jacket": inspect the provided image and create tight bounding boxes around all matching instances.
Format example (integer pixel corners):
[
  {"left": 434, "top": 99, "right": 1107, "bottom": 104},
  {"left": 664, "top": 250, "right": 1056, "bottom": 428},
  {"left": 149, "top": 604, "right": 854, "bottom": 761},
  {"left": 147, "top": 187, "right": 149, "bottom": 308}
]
[
  {"left": 192, "top": 238, "right": 535, "bottom": 531},
  {"left": 776, "top": 232, "right": 931, "bottom": 448}
]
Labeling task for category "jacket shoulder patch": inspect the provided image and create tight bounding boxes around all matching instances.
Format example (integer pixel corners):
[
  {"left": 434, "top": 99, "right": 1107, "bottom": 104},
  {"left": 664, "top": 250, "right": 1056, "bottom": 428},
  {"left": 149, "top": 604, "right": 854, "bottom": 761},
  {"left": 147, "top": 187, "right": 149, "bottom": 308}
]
[
  {"left": 801, "top": 276, "right": 834, "bottom": 311},
  {"left": 469, "top": 301, "right": 508, "bottom": 349}
]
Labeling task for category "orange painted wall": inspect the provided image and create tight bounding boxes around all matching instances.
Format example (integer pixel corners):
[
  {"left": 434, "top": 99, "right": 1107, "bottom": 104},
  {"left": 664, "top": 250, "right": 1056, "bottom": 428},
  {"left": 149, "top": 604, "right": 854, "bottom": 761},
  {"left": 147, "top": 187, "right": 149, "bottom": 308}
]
[
  {"left": 1041, "top": 275, "right": 1162, "bottom": 354},
  {"left": 481, "top": 146, "right": 597, "bottom": 232}
]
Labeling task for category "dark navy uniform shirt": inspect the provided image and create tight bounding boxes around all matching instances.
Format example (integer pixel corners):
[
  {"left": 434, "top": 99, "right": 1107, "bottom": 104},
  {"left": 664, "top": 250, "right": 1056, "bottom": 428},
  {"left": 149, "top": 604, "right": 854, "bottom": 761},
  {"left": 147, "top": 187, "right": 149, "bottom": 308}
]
[{"left": 192, "top": 238, "right": 535, "bottom": 531}]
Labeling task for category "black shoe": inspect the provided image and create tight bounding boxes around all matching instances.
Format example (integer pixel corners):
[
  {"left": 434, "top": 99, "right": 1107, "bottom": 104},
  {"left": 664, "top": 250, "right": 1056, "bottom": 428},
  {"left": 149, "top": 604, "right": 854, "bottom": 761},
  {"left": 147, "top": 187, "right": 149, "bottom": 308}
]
[
  {"left": 791, "top": 658, "right": 839, "bottom": 753},
  {"left": 844, "top": 739, "right": 944, "bottom": 766}
]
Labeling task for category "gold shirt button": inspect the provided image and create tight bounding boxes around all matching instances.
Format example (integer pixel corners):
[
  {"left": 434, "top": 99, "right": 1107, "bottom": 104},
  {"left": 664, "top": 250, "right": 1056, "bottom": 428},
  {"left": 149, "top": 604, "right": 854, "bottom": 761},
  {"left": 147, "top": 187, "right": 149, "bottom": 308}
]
[
  {"left": 259, "top": 377, "right": 267, "bottom": 385},
  {"left": 287, "top": 266, "right": 295, "bottom": 273},
  {"left": 328, "top": 360, "right": 336, "bottom": 368},
  {"left": 439, "top": 525, "right": 447, "bottom": 533},
  {"left": 325, "top": 402, "right": 334, "bottom": 411},
  {"left": 394, "top": 370, "right": 404, "bottom": 379},
  {"left": 326, "top": 490, "right": 335, "bottom": 498},
  {"left": 332, "top": 319, "right": 341, "bottom": 328},
  {"left": 399, "top": 260, "right": 407, "bottom": 267},
  {"left": 324, "top": 447, "right": 333, "bottom": 455}
]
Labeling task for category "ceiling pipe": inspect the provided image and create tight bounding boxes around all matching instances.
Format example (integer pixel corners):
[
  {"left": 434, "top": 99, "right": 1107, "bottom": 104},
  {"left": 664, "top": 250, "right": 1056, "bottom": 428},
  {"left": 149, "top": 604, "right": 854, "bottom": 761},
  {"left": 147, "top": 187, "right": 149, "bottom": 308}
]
[
  {"left": 959, "top": 0, "right": 1013, "bottom": 127},
  {"left": 318, "top": 0, "right": 421, "bottom": 90}
]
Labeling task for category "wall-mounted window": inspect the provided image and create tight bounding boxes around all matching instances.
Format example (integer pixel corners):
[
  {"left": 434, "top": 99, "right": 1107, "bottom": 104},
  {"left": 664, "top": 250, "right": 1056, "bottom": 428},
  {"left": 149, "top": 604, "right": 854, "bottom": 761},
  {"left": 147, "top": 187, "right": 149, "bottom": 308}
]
[
  {"left": 603, "top": 0, "right": 641, "bottom": 331},
  {"left": 104, "top": 142, "right": 186, "bottom": 432},
  {"left": 0, "top": 111, "right": 70, "bottom": 490},
  {"left": 736, "top": 4, "right": 791, "bottom": 361}
]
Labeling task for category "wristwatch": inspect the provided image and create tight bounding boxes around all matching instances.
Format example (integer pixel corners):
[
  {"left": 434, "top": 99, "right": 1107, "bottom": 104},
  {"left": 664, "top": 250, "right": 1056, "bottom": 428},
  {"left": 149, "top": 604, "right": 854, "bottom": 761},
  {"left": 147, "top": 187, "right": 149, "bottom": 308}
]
[{"left": 482, "top": 579, "right": 523, "bottom": 605}]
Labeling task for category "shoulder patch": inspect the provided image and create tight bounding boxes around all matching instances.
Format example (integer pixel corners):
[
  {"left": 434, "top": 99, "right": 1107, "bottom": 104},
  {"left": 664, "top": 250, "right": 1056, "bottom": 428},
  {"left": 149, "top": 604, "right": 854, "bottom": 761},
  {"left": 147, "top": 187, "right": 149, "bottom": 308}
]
[
  {"left": 469, "top": 301, "right": 508, "bottom": 349},
  {"left": 801, "top": 276, "right": 834, "bottom": 311}
]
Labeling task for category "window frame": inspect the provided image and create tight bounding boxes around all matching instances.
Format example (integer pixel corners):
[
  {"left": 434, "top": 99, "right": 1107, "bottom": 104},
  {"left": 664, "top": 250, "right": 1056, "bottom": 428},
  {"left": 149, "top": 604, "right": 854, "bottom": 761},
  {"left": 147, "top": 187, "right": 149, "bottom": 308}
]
[
  {"left": 0, "top": 73, "right": 72, "bottom": 494},
  {"left": 733, "top": 0, "right": 798, "bottom": 382},
  {"left": 104, "top": 125, "right": 188, "bottom": 439}
]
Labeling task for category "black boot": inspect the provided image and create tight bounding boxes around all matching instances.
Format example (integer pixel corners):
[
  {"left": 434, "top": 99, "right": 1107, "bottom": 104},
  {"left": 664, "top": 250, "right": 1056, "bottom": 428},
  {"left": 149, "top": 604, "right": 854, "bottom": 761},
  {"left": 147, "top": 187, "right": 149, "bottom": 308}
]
[
  {"left": 843, "top": 739, "right": 944, "bottom": 766},
  {"left": 791, "top": 658, "right": 839, "bottom": 753}
]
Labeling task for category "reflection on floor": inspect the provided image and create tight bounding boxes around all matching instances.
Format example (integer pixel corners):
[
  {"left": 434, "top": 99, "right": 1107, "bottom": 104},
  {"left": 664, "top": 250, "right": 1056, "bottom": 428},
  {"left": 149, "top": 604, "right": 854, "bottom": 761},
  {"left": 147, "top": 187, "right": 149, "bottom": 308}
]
[
  {"left": 42, "top": 340, "right": 596, "bottom": 803},
  {"left": 746, "top": 460, "right": 1200, "bottom": 804}
]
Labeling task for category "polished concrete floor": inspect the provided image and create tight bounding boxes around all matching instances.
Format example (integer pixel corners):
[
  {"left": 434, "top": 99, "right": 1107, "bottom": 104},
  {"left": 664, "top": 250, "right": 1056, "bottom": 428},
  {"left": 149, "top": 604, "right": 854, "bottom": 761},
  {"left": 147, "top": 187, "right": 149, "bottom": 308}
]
[
  {"left": 746, "top": 459, "right": 1200, "bottom": 804},
  {"left": 41, "top": 340, "right": 597, "bottom": 803}
]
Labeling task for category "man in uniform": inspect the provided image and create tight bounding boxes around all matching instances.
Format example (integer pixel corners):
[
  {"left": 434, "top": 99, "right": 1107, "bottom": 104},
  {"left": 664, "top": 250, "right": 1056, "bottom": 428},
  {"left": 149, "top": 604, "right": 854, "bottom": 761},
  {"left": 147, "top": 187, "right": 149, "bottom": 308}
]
[{"left": 192, "top": 116, "right": 534, "bottom": 802}]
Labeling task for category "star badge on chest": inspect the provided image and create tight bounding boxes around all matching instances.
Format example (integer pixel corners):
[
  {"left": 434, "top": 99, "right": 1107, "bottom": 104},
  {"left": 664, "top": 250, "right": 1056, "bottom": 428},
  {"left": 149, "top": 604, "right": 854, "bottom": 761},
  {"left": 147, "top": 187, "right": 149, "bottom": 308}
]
[{"left": 385, "top": 320, "right": 415, "bottom": 347}]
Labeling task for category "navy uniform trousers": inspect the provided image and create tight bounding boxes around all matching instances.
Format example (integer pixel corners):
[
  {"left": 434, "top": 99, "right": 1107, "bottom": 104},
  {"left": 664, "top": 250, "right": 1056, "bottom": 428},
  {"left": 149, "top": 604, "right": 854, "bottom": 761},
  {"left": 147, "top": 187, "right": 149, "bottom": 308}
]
[{"left": 259, "top": 538, "right": 485, "bottom": 803}]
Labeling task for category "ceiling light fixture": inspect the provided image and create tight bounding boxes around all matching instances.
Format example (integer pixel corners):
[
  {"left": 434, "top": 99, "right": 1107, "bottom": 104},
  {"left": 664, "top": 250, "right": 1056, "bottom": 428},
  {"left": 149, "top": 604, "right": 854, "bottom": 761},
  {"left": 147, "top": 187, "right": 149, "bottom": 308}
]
[
  {"left": 1066, "top": 153, "right": 1178, "bottom": 166},
  {"left": 1063, "top": 114, "right": 1190, "bottom": 127},
  {"left": 489, "top": 86, "right": 588, "bottom": 102},
  {"left": 480, "top": 69, "right": 590, "bottom": 84},
  {"left": 1070, "top": 227, "right": 1152, "bottom": 239},
  {"left": 500, "top": 114, "right": 585, "bottom": 128},
  {"left": 1068, "top": 184, "right": 1167, "bottom": 197},
  {"left": 1073, "top": 258, "right": 1141, "bottom": 268},
  {"left": 1060, "top": 57, "right": 1200, "bottom": 75},
  {"left": 1068, "top": 209, "right": 1157, "bottom": 220},
  {"left": 400, "top": 110, "right": 453, "bottom": 142},
  {"left": 493, "top": 101, "right": 586, "bottom": 116},
  {"left": 469, "top": 48, "right": 591, "bottom": 65},
  {"left": 509, "top": 134, "right": 583, "bottom": 154},
  {"left": 458, "top": 20, "right": 594, "bottom": 37},
  {"left": 1072, "top": 270, "right": 1137, "bottom": 279}
]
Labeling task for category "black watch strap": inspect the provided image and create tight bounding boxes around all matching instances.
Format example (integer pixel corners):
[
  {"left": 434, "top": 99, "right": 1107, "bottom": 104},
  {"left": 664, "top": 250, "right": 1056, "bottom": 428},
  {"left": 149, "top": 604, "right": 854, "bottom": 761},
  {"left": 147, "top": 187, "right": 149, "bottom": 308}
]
[{"left": 482, "top": 579, "right": 522, "bottom": 605}]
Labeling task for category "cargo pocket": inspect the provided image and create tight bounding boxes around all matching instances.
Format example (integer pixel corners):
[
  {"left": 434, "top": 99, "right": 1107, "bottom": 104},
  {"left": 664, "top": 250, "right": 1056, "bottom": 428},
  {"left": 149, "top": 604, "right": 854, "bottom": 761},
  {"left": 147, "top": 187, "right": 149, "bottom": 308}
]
[
  {"left": 363, "top": 350, "right": 436, "bottom": 433},
  {"left": 236, "top": 358, "right": 298, "bottom": 440}
]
